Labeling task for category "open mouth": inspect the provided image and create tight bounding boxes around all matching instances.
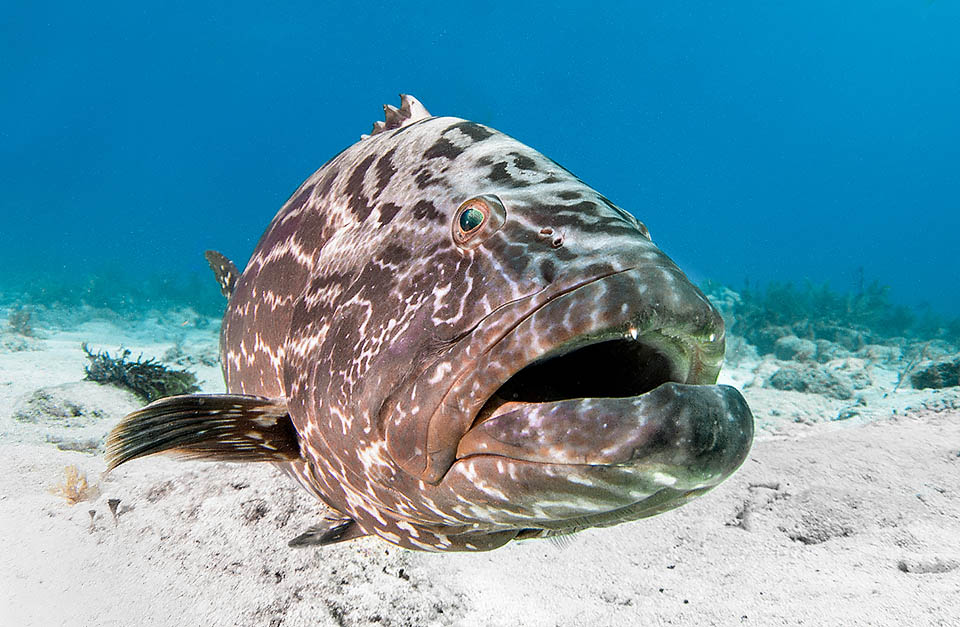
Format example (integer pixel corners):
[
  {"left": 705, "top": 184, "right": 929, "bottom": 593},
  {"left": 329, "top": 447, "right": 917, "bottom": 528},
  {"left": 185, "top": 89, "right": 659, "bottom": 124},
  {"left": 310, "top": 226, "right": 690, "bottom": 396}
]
[
  {"left": 452, "top": 314, "right": 751, "bottom": 478},
  {"left": 465, "top": 324, "right": 708, "bottom": 439},
  {"left": 480, "top": 336, "right": 685, "bottom": 409},
  {"left": 455, "top": 322, "right": 751, "bottom": 470}
]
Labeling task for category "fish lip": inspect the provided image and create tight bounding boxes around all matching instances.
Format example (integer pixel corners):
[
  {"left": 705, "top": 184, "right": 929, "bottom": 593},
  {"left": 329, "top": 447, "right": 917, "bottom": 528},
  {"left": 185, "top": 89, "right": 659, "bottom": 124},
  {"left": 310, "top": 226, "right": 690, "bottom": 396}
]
[{"left": 455, "top": 382, "right": 754, "bottom": 474}]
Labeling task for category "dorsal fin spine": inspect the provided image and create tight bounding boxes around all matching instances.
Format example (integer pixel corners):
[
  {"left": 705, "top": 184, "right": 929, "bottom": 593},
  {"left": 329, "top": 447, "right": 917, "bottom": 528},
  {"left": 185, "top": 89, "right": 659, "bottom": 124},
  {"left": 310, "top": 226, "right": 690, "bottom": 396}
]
[
  {"left": 204, "top": 250, "right": 240, "bottom": 299},
  {"left": 363, "top": 94, "right": 432, "bottom": 138}
]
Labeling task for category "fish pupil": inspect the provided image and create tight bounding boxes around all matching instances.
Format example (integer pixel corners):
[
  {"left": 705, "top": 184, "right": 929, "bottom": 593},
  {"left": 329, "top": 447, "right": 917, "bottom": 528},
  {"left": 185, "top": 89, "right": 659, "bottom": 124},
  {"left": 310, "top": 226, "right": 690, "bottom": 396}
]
[{"left": 459, "top": 207, "right": 484, "bottom": 232}]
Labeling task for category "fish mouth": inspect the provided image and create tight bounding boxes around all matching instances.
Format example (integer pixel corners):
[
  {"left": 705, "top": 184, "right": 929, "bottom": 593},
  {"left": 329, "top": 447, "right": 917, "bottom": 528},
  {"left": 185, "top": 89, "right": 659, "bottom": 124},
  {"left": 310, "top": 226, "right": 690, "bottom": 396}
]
[
  {"left": 447, "top": 268, "right": 754, "bottom": 512},
  {"left": 468, "top": 328, "right": 701, "bottom": 433}
]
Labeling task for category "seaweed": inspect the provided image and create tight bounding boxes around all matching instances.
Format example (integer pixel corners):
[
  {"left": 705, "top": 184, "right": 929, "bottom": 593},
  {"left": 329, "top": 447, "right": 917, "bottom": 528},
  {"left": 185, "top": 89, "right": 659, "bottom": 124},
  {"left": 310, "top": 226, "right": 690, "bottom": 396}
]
[
  {"left": 7, "top": 305, "right": 33, "bottom": 336},
  {"left": 729, "top": 278, "right": 957, "bottom": 354},
  {"left": 50, "top": 465, "right": 91, "bottom": 505},
  {"left": 911, "top": 357, "right": 960, "bottom": 390},
  {"left": 82, "top": 343, "right": 200, "bottom": 402},
  {"left": 7, "top": 267, "right": 226, "bottom": 320}
]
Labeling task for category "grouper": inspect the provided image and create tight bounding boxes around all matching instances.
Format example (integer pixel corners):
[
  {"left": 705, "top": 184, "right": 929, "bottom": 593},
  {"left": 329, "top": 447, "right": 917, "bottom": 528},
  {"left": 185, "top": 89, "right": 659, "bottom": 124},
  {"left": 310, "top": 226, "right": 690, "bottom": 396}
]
[{"left": 106, "top": 95, "right": 754, "bottom": 552}]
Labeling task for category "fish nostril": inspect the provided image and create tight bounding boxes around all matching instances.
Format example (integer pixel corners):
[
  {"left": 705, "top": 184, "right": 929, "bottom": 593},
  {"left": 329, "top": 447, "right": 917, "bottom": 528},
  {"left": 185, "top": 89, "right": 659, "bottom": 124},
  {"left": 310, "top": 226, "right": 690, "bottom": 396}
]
[{"left": 536, "top": 227, "right": 563, "bottom": 248}]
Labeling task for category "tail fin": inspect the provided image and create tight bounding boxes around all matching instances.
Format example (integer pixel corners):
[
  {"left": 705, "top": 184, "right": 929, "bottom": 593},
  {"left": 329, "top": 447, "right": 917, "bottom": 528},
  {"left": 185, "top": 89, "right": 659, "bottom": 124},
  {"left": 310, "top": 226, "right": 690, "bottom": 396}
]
[
  {"left": 105, "top": 394, "right": 302, "bottom": 471},
  {"left": 204, "top": 250, "right": 240, "bottom": 299}
]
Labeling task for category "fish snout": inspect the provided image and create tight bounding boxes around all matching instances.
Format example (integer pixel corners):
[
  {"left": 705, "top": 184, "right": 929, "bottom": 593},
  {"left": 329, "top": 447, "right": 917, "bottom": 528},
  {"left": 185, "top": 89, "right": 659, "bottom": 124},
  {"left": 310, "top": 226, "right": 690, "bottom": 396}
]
[{"left": 638, "top": 382, "right": 754, "bottom": 487}]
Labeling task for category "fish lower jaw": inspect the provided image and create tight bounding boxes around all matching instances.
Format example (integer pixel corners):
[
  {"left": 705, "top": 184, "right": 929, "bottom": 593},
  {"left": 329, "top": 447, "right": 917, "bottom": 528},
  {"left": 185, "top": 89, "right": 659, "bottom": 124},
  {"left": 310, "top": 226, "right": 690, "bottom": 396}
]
[{"left": 456, "top": 382, "right": 754, "bottom": 476}]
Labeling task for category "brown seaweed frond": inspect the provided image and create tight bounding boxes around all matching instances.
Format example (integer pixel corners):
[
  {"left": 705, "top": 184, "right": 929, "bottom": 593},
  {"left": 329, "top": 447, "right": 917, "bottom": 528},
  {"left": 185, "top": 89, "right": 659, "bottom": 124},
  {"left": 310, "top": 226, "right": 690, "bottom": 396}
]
[{"left": 49, "top": 465, "right": 91, "bottom": 505}]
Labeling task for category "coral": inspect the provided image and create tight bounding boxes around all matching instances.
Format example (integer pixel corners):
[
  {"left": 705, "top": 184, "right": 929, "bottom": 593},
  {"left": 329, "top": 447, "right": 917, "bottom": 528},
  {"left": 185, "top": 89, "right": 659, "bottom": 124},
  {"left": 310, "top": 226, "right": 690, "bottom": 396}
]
[
  {"left": 816, "top": 339, "right": 853, "bottom": 363},
  {"left": 723, "top": 334, "right": 759, "bottom": 367},
  {"left": 50, "top": 465, "right": 91, "bottom": 505},
  {"left": 7, "top": 305, "right": 33, "bottom": 336},
  {"left": 728, "top": 278, "right": 960, "bottom": 356},
  {"left": 82, "top": 344, "right": 200, "bottom": 402},
  {"left": 827, "top": 358, "right": 874, "bottom": 390},
  {"left": 766, "top": 363, "right": 856, "bottom": 400},
  {"left": 911, "top": 358, "right": 960, "bottom": 390},
  {"left": 700, "top": 280, "right": 740, "bottom": 333},
  {"left": 773, "top": 336, "right": 816, "bottom": 361}
]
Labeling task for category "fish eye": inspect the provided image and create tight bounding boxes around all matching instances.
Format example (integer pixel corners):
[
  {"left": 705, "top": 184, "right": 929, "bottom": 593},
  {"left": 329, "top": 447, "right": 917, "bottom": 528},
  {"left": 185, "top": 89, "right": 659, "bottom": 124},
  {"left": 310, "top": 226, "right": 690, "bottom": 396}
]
[
  {"left": 452, "top": 195, "right": 506, "bottom": 249},
  {"left": 459, "top": 207, "right": 484, "bottom": 232}
]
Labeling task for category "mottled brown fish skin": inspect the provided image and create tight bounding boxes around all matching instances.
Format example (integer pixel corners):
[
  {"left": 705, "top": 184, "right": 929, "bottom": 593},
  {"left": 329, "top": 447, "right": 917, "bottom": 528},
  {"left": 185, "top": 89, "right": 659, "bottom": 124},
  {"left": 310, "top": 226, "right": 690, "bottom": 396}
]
[{"left": 219, "top": 95, "right": 753, "bottom": 551}]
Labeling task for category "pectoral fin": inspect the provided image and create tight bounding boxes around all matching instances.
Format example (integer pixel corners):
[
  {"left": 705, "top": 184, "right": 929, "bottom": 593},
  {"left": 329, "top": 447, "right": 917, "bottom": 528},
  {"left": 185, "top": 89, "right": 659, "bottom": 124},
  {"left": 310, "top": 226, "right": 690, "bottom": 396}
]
[
  {"left": 105, "top": 394, "right": 302, "bottom": 471},
  {"left": 288, "top": 514, "right": 365, "bottom": 547}
]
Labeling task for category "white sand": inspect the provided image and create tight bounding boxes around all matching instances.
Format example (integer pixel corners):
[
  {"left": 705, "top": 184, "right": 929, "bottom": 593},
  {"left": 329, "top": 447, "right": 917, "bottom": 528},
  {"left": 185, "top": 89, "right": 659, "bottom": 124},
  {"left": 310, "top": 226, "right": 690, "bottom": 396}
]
[{"left": 0, "top": 316, "right": 957, "bottom": 626}]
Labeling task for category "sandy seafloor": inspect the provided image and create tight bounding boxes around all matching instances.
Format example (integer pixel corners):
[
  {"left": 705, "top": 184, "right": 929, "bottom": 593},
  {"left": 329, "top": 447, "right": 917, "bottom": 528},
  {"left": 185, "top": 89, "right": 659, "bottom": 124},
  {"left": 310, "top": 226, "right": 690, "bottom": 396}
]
[{"left": 0, "top": 308, "right": 958, "bottom": 627}]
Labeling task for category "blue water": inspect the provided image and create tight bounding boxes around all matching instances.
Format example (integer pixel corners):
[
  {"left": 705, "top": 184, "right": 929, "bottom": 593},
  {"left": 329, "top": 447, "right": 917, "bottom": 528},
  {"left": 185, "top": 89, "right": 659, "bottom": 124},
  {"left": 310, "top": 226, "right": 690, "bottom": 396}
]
[{"left": 2, "top": 1, "right": 958, "bottom": 316}]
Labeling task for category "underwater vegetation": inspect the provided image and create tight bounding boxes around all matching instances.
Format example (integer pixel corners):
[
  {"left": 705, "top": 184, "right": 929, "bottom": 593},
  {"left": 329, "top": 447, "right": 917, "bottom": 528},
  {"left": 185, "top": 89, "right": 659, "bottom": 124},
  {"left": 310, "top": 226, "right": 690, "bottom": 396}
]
[
  {"left": 721, "top": 278, "right": 960, "bottom": 355},
  {"left": 82, "top": 344, "right": 200, "bottom": 402},
  {"left": 1, "top": 304, "right": 43, "bottom": 352},
  {"left": 4, "top": 269, "right": 226, "bottom": 320},
  {"left": 702, "top": 278, "right": 960, "bottom": 397},
  {"left": 912, "top": 357, "right": 960, "bottom": 389},
  {"left": 7, "top": 305, "right": 33, "bottom": 336},
  {"left": 49, "top": 465, "right": 92, "bottom": 505}
]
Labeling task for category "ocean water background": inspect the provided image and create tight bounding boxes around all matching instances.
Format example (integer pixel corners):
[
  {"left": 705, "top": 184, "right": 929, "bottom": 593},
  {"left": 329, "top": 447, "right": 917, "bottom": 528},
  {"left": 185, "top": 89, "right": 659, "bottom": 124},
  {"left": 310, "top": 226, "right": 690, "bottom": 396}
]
[{"left": 2, "top": 1, "right": 958, "bottom": 318}]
